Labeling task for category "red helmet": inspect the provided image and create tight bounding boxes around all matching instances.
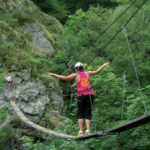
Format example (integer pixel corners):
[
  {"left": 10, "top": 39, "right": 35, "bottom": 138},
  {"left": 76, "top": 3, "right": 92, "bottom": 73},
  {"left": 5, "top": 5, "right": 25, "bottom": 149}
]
[{"left": 8, "top": 73, "right": 11, "bottom": 75}]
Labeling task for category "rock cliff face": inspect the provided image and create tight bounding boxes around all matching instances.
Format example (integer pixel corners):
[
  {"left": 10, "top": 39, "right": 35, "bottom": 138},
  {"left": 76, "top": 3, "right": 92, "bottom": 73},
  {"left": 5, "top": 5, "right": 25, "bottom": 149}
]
[{"left": 0, "top": 66, "right": 65, "bottom": 125}]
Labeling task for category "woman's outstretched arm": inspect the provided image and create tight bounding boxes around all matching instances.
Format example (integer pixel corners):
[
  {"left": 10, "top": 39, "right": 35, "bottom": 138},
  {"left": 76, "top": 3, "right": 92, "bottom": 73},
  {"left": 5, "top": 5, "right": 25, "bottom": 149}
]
[
  {"left": 47, "top": 73, "right": 77, "bottom": 81},
  {"left": 87, "top": 62, "right": 109, "bottom": 76}
]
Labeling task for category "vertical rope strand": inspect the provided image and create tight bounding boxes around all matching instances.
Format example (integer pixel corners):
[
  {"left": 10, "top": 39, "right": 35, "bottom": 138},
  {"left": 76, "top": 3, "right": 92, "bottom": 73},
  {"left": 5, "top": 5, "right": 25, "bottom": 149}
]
[
  {"left": 139, "top": 3, "right": 146, "bottom": 52},
  {"left": 122, "top": 26, "right": 148, "bottom": 114},
  {"left": 121, "top": 71, "right": 126, "bottom": 122},
  {"left": 69, "top": 94, "right": 73, "bottom": 116},
  {"left": 85, "top": 66, "right": 97, "bottom": 133}
]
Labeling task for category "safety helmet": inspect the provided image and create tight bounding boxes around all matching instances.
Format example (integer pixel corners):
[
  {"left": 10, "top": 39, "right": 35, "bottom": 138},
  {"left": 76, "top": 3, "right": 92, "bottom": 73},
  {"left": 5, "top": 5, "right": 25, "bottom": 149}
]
[
  {"left": 8, "top": 73, "right": 11, "bottom": 75},
  {"left": 75, "top": 62, "right": 83, "bottom": 68}
]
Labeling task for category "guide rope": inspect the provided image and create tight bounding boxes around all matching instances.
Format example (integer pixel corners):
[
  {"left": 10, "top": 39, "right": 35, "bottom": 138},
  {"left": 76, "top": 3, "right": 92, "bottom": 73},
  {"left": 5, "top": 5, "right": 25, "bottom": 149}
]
[
  {"left": 122, "top": 26, "right": 148, "bottom": 114},
  {"left": 139, "top": 3, "right": 147, "bottom": 52},
  {"left": 74, "top": 0, "right": 138, "bottom": 61},
  {"left": 121, "top": 71, "right": 126, "bottom": 122},
  {"left": 86, "top": 0, "right": 147, "bottom": 67},
  {"left": 144, "top": 18, "right": 150, "bottom": 29}
]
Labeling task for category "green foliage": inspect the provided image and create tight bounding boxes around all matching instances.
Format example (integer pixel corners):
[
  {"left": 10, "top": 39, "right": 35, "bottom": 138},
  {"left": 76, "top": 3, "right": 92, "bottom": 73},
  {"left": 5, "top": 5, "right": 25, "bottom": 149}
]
[
  {"left": 63, "top": 7, "right": 111, "bottom": 63},
  {"left": 21, "top": 136, "right": 60, "bottom": 150},
  {"left": 0, "top": 126, "right": 14, "bottom": 148},
  {"left": 0, "top": 105, "right": 10, "bottom": 125},
  {"left": 46, "top": 50, "right": 69, "bottom": 76},
  {"left": 0, "top": 73, "right": 5, "bottom": 92},
  {"left": 0, "top": 5, "right": 7, "bottom": 13},
  {"left": 63, "top": 9, "right": 87, "bottom": 59},
  {"left": 31, "top": 0, "right": 119, "bottom": 23},
  {"left": 12, "top": 115, "right": 22, "bottom": 124},
  {"left": 53, "top": 50, "right": 69, "bottom": 64},
  {"left": 32, "top": 0, "right": 70, "bottom": 23},
  {"left": 115, "top": 0, "right": 146, "bottom": 5},
  {"left": 21, "top": 136, "right": 48, "bottom": 150}
]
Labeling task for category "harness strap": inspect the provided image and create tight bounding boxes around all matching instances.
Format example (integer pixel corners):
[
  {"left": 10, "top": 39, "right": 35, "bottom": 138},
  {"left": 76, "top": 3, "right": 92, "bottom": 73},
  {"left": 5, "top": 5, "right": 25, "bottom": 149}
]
[{"left": 78, "top": 88, "right": 93, "bottom": 94}]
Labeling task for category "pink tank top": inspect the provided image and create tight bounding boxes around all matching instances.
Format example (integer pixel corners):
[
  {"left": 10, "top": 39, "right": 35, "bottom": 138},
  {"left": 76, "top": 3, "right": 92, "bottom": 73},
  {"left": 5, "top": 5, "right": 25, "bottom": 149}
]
[{"left": 76, "top": 72, "right": 94, "bottom": 97}]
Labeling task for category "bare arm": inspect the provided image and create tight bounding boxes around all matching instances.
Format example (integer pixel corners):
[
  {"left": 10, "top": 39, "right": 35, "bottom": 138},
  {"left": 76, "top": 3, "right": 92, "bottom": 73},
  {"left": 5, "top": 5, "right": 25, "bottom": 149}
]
[
  {"left": 47, "top": 73, "right": 76, "bottom": 81},
  {"left": 87, "top": 62, "right": 109, "bottom": 76}
]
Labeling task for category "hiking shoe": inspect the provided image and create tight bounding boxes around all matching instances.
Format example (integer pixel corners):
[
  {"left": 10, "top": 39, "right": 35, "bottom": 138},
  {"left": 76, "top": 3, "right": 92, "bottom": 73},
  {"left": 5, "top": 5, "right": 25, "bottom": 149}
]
[
  {"left": 85, "top": 130, "right": 91, "bottom": 135},
  {"left": 78, "top": 131, "right": 84, "bottom": 137}
]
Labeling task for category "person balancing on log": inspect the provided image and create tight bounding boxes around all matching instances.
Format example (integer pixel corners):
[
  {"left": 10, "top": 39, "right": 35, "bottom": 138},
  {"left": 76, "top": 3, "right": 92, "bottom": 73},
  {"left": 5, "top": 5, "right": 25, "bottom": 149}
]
[{"left": 47, "top": 62, "right": 109, "bottom": 136}]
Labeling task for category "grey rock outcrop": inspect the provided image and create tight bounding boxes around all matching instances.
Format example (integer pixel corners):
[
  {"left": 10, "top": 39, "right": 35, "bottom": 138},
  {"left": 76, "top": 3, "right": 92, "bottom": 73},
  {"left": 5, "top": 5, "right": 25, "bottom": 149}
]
[
  {"left": 0, "top": 34, "right": 6, "bottom": 41},
  {"left": 25, "top": 23, "right": 54, "bottom": 53},
  {"left": 16, "top": 2, "right": 22, "bottom": 10}
]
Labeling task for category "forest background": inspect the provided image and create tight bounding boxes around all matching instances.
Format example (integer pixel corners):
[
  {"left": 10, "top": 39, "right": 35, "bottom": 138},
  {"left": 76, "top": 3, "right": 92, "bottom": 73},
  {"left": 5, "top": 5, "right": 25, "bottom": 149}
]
[{"left": 0, "top": 0, "right": 150, "bottom": 149}]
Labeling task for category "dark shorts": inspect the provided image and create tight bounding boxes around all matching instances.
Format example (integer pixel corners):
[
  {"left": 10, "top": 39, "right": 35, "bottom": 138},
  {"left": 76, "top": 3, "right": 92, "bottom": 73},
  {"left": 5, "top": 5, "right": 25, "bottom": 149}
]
[
  {"left": 8, "top": 81, "right": 11, "bottom": 85},
  {"left": 77, "top": 95, "right": 94, "bottom": 120}
]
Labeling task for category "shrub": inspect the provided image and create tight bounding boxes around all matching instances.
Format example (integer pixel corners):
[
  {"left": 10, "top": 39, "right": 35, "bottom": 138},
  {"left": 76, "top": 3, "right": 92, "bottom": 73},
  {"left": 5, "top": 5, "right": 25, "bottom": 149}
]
[
  {"left": 0, "top": 126, "right": 14, "bottom": 147},
  {"left": 0, "top": 105, "right": 10, "bottom": 125}
]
